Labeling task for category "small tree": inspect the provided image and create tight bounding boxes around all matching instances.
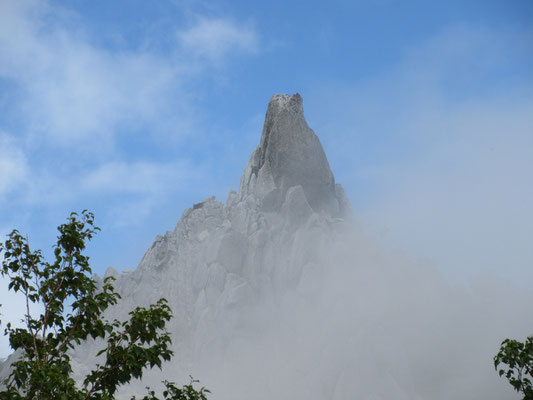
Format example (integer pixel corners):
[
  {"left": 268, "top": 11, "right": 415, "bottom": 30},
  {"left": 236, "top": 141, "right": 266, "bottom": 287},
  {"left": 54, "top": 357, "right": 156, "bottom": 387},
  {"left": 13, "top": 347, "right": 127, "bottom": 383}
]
[
  {"left": 494, "top": 336, "right": 533, "bottom": 400},
  {"left": 0, "top": 210, "right": 208, "bottom": 400}
]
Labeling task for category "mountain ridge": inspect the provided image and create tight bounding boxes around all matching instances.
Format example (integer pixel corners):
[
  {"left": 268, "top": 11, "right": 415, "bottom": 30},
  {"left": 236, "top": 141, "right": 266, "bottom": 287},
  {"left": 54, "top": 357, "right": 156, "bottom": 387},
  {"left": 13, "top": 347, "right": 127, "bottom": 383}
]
[{"left": 73, "top": 93, "right": 355, "bottom": 398}]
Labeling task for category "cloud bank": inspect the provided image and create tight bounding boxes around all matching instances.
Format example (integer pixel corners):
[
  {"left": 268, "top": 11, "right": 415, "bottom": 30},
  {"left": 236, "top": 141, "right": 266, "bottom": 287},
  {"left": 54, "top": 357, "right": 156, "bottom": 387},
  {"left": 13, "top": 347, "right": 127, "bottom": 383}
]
[{"left": 308, "top": 24, "right": 533, "bottom": 285}]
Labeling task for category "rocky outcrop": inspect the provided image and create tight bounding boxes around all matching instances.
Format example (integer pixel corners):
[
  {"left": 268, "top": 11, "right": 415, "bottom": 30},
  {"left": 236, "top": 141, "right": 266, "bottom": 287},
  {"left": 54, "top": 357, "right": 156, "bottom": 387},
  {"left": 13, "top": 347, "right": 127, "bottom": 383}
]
[
  {"left": 240, "top": 94, "right": 351, "bottom": 217},
  {"left": 65, "top": 94, "right": 352, "bottom": 398},
  {"left": 71, "top": 94, "right": 350, "bottom": 395},
  {"left": 0, "top": 93, "right": 355, "bottom": 398}
]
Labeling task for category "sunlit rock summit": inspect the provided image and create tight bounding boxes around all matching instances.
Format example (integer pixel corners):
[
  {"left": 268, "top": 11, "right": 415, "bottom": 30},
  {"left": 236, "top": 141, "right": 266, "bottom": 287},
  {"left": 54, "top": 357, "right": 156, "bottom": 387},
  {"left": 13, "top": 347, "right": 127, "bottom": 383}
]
[{"left": 240, "top": 93, "right": 351, "bottom": 216}]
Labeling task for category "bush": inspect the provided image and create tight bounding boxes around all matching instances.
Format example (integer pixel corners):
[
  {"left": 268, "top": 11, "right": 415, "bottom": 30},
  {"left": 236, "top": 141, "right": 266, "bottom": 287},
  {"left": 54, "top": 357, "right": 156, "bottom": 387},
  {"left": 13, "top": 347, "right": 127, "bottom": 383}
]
[{"left": 0, "top": 210, "right": 208, "bottom": 400}]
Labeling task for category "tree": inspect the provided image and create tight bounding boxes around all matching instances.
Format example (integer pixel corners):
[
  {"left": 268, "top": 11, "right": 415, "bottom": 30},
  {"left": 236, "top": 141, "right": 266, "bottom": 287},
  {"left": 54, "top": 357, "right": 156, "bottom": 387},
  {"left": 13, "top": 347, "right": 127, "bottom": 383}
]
[
  {"left": 0, "top": 210, "right": 209, "bottom": 400},
  {"left": 494, "top": 336, "right": 533, "bottom": 400}
]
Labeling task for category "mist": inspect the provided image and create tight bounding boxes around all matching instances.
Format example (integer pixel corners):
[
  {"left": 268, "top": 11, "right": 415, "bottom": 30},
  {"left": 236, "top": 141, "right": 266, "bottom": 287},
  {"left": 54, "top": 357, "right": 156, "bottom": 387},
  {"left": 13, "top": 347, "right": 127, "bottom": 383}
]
[
  {"left": 171, "top": 223, "right": 531, "bottom": 400},
  {"left": 101, "top": 208, "right": 533, "bottom": 400}
]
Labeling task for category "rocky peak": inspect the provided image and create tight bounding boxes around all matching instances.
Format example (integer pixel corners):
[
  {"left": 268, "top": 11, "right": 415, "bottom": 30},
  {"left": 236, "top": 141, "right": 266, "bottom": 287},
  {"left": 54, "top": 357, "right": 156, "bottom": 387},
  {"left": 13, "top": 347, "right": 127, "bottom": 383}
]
[
  {"left": 258, "top": 94, "right": 304, "bottom": 158},
  {"left": 240, "top": 93, "right": 351, "bottom": 217},
  {"left": 7, "top": 93, "right": 355, "bottom": 399}
]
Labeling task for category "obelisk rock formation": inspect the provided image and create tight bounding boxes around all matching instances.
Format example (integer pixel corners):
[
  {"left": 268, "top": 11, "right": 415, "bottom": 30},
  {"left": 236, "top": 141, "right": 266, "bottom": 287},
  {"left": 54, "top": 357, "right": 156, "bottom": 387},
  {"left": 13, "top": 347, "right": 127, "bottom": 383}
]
[{"left": 240, "top": 93, "right": 351, "bottom": 217}]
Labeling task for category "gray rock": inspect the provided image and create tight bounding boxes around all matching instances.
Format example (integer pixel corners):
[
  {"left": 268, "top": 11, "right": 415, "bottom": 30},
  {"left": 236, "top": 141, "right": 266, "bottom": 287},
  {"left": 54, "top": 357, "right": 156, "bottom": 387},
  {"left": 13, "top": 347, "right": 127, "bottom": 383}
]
[
  {"left": 240, "top": 93, "right": 349, "bottom": 217},
  {"left": 282, "top": 185, "right": 314, "bottom": 228}
]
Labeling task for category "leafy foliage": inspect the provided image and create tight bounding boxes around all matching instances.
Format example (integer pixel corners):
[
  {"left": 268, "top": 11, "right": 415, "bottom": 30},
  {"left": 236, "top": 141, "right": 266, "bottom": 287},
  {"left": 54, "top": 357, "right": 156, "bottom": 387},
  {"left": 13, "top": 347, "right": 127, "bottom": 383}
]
[
  {"left": 0, "top": 210, "right": 208, "bottom": 400},
  {"left": 133, "top": 378, "right": 210, "bottom": 400},
  {"left": 494, "top": 336, "right": 533, "bottom": 400}
]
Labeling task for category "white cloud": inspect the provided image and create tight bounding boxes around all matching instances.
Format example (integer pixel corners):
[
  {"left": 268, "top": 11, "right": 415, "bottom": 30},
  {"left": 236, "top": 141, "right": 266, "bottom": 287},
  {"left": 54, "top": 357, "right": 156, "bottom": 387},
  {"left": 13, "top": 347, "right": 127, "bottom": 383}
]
[
  {"left": 310, "top": 25, "right": 533, "bottom": 284},
  {"left": 364, "top": 97, "right": 533, "bottom": 283},
  {"left": 0, "top": 0, "right": 260, "bottom": 228},
  {"left": 0, "top": 134, "right": 29, "bottom": 199},
  {"left": 0, "top": 0, "right": 182, "bottom": 145},
  {"left": 107, "top": 198, "right": 161, "bottom": 229},
  {"left": 80, "top": 159, "right": 204, "bottom": 228},
  {"left": 0, "top": 1, "right": 259, "bottom": 147},
  {"left": 82, "top": 160, "right": 195, "bottom": 195},
  {"left": 177, "top": 17, "right": 259, "bottom": 64}
]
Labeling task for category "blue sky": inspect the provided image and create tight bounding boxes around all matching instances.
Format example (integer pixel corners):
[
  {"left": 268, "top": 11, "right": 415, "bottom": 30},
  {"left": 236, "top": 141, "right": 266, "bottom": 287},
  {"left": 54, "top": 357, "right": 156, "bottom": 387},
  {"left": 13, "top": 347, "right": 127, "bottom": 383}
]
[{"left": 0, "top": 0, "right": 532, "bottom": 342}]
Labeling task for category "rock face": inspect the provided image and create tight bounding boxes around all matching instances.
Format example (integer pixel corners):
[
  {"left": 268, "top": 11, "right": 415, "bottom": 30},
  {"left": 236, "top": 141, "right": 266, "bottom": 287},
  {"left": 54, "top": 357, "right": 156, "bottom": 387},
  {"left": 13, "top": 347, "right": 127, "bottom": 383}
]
[
  {"left": 127, "top": 93, "right": 349, "bottom": 327},
  {"left": 240, "top": 94, "right": 349, "bottom": 216},
  {"left": 69, "top": 93, "right": 354, "bottom": 398}
]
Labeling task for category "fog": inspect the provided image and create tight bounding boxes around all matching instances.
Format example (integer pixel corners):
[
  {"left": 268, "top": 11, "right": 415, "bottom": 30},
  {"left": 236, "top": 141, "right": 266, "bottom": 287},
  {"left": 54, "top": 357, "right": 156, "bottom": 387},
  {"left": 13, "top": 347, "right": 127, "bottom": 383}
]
[
  {"left": 103, "top": 213, "right": 532, "bottom": 400},
  {"left": 175, "top": 224, "right": 531, "bottom": 400}
]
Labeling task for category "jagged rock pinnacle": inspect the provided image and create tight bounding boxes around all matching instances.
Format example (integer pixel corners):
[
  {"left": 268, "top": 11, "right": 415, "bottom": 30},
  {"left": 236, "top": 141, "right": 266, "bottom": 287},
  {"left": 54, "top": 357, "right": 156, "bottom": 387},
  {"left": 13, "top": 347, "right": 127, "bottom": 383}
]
[{"left": 240, "top": 93, "right": 351, "bottom": 217}]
